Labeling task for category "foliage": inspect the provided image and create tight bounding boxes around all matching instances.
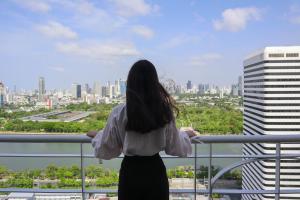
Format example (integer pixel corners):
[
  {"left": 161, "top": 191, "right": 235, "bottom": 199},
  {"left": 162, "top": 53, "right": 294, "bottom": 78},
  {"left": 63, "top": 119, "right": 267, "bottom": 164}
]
[
  {"left": 176, "top": 104, "right": 242, "bottom": 134},
  {"left": 1, "top": 102, "right": 242, "bottom": 134},
  {"left": 0, "top": 164, "right": 241, "bottom": 189}
]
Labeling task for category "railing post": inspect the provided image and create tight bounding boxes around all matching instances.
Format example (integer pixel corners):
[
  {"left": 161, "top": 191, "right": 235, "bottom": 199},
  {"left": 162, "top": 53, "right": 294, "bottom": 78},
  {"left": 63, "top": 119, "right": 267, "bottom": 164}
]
[
  {"left": 194, "top": 143, "right": 197, "bottom": 200},
  {"left": 208, "top": 144, "right": 212, "bottom": 200},
  {"left": 275, "top": 143, "right": 281, "bottom": 200},
  {"left": 80, "top": 143, "right": 86, "bottom": 200}
]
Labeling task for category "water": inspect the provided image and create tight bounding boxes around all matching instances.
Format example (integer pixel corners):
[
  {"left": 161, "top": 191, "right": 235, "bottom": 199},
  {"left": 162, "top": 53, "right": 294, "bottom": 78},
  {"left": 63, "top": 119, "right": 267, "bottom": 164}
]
[{"left": 0, "top": 143, "right": 242, "bottom": 171}]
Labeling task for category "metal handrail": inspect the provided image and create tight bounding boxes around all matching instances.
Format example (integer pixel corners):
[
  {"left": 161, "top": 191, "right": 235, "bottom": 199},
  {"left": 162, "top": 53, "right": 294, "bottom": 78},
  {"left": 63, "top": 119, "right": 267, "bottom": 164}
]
[
  {"left": 0, "top": 134, "right": 300, "bottom": 200},
  {"left": 1, "top": 133, "right": 300, "bottom": 143}
]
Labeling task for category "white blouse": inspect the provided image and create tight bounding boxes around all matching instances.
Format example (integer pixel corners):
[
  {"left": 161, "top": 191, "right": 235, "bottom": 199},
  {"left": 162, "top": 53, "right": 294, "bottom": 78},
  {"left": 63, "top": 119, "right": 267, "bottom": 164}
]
[{"left": 92, "top": 104, "right": 192, "bottom": 160}]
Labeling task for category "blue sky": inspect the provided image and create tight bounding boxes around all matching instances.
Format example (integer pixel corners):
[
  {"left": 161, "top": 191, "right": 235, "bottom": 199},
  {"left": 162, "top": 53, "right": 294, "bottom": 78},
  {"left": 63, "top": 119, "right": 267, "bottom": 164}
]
[{"left": 1, "top": 0, "right": 300, "bottom": 90}]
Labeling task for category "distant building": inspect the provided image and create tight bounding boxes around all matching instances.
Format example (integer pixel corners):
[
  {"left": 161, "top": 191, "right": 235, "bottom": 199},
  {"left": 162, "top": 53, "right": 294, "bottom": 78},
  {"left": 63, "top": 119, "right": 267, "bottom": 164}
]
[
  {"left": 101, "top": 86, "right": 107, "bottom": 97},
  {"left": 38, "top": 77, "right": 45, "bottom": 101},
  {"left": 115, "top": 80, "right": 120, "bottom": 96},
  {"left": 83, "top": 83, "right": 91, "bottom": 94},
  {"left": 163, "top": 79, "right": 176, "bottom": 94},
  {"left": 109, "top": 85, "right": 115, "bottom": 98},
  {"left": 198, "top": 84, "right": 205, "bottom": 95},
  {"left": 0, "top": 82, "right": 4, "bottom": 108},
  {"left": 186, "top": 80, "right": 192, "bottom": 90},
  {"left": 231, "top": 84, "right": 238, "bottom": 96},
  {"left": 219, "top": 89, "right": 224, "bottom": 98},
  {"left": 71, "top": 83, "right": 81, "bottom": 99},
  {"left": 106, "top": 81, "right": 110, "bottom": 97},
  {"left": 238, "top": 75, "right": 243, "bottom": 96},
  {"left": 119, "top": 79, "right": 126, "bottom": 96},
  {"left": 93, "top": 81, "right": 102, "bottom": 96}
]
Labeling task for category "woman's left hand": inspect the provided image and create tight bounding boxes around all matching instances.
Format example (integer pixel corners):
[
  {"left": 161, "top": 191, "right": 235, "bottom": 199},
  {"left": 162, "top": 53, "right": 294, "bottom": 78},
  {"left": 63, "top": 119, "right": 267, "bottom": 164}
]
[{"left": 86, "top": 131, "right": 98, "bottom": 138}]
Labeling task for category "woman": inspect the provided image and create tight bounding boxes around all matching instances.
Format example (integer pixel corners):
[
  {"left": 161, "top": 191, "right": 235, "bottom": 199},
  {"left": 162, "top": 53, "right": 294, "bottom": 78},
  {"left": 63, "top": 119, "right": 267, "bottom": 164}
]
[{"left": 87, "top": 60, "right": 197, "bottom": 200}]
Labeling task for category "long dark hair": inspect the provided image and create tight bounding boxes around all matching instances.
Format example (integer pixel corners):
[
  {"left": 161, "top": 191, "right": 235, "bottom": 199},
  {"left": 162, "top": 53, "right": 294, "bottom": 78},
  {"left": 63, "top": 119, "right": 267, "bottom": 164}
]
[{"left": 125, "top": 60, "right": 178, "bottom": 134}]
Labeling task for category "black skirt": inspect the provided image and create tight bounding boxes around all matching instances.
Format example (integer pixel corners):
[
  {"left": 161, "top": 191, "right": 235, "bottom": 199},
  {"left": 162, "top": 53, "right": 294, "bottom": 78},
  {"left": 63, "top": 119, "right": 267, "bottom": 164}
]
[{"left": 118, "top": 153, "right": 169, "bottom": 200}]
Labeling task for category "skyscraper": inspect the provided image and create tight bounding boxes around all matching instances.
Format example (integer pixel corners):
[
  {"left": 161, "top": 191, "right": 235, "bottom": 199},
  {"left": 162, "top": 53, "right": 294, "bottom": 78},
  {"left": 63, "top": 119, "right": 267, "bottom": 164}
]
[
  {"left": 119, "top": 79, "right": 126, "bottom": 97},
  {"left": 38, "top": 77, "right": 45, "bottom": 101},
  {"left": 109, "top": 85, "right": 115, "bottom": 98},
  {"left": 101, "top": 86, "right": 107, "bottom": 97},
  {"left": 243, "top": 46, "right": 300, "bottom": 200},
  {"left": 0, "top": 82, "right": 5, "bottom": 108},
  {"left": 71, "top": 83, "right": 81, "bottom": 99},
  {"left": 115, "top": 80, "right": 120, "bottom": 96},
  {"left": 84, "top": 83, "right": 90, "bottom": 94},
  {"left": 93, "top": 81, "right": 102, "bottom": 97},
  {"left": 198, "top": 84, "right": 205, "bottom": 95},
  {"left": 186, "top": 80, "right": 192, "bottom": 90},
  {"left": 231, "top": 84, "right": 238, "bottom": 96}
]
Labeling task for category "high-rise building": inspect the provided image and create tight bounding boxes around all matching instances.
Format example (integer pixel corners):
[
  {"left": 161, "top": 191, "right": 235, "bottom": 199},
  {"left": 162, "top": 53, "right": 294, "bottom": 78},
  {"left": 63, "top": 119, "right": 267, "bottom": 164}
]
[
  {"left": 106, "top": 81, "right": 110, "bottom": 97},
  {"left": 115, "top": 80, "right": 120, "bottom": 96},
  {"left": 186, "top": 80, "right": 192, "bottom": 90},
  {"left": 119, "top": 79, "right": 126, "bottom": 96},
  {"left": 71, "top": 83, "right": 81, "bottom": 99},
  {"left": 101, "top": 86, "right": 107, "bottom": 97},
  {"left": 0, "top": 82, "right": 5, "bottom": 108},
  {"left": 243, "top": 46, "right": 300, "bottom": 200},
  {"left": 84, "top": 83, "right": 91, "bottom": 94},
  {"left": 231, "top": 84, "right": 238, "bottom": 96},
  {"left": 38, "top": 77, "right": 45, "bottom": 101},
  {"left": 93, "top": 81, "right": 102, "bottom": 97},
  {"left": 198, "top": 84, "right": 205, "bottom": 95},
  {"left": 109, "top": 85, "right": 115, "bottom": 98}
]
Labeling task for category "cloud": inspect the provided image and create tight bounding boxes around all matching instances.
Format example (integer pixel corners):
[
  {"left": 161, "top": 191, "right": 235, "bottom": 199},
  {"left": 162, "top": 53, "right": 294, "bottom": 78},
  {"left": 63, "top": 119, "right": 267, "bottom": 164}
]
[
  {"left": 36, "top": 21, "right": 78, "bottom": 39},
  {"left": 288, "top": 4, "right": 300, "bottom": 24},
  {"left": 56, "top": 41, "right": 140, "bottom": 60},
  {"left": 189, "top": 53, "right": 222, "bottom": 67},
  {"left": 290, "top": 16, "right": 300, "bottom": 24},
  {"left": 110, "top": 0, "right": 159, "bottom": 17},
  {"left": 52, "top": 0, "right": 97, "bottom": 15},
  {"left": 213, "top": 7, "right": 261, "bottom": 32},
  {"left": 290, "top": 4, "right": 300, "bottom": 13},
  {"left": 131, "top": 25, "right": 154, "bottom": 39},
  {"left": 162, "top": 35, "right": 201, "bottom": 48},
  {"left": 52, "top": 0, "right": 127, "bottom": 33},
  {"left": 13, "top": 0, "right": 51, "bottom": 13},
  {"left": 50, "top": 67, "right": 65, "bottom": 72}
]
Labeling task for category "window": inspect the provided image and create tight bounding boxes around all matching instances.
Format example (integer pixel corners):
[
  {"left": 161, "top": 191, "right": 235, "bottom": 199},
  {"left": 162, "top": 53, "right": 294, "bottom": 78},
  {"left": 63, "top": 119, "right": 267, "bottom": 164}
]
[
  {"left": 286, "top": 53, "right": 299, "bottom": 57},
  {"left": 268, "top": 53, "right": 284, "bottom": 57}
]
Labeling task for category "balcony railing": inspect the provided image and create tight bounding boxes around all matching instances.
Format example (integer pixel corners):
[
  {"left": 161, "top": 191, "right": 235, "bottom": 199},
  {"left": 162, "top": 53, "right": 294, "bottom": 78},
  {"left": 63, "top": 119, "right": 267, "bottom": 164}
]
[{"left": 0, "top": 134, "right": 300, "bottom": 200}]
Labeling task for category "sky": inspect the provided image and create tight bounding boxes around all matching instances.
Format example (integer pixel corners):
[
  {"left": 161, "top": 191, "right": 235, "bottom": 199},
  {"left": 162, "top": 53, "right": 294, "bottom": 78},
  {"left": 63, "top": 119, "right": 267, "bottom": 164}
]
[{"left": 1, "top": 0, "right": 300, "bottom": 90}]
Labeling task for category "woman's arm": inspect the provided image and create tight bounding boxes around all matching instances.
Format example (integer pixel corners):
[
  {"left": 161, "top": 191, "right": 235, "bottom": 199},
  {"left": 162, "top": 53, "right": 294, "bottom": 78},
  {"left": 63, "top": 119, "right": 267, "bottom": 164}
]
[
  {"left": 90, "top": 108, "right": 122, "bottom": 160},
  {"left": 165, "top": 121, "right": 195, "bottom": 157}
]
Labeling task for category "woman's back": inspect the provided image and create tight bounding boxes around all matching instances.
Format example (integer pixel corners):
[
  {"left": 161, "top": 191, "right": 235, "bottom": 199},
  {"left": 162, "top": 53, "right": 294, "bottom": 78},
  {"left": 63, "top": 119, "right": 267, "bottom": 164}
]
[{"left": 92, "top": 103, "right": 192, "bottom": 159}]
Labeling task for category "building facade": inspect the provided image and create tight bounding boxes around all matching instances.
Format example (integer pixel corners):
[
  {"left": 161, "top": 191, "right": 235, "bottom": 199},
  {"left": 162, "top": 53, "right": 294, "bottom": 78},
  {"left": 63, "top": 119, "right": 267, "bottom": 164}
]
[
  {"left": 38, "top": 77, "right": 45, "bottom": 101},
  {"left": 0, "top": 82, "right": 5, "bottom": 108},
  {"left": 186, "top": 80, "right": 192, "bottom": 90},
  {"left": 71, "top": 83, "right": 81, "bottom": 99},
  {"left": 243, "top": 46, "right": 300, "bottom": 200}
]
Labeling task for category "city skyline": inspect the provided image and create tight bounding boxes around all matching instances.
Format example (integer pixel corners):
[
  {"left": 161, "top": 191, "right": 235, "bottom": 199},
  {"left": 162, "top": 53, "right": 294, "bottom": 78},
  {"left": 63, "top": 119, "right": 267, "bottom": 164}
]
[
  {"left": 0, "top": 75, "right": 242, "bottom": 92},
  {"left": 2, "top": 1, "right": 300, "bottom": 89}
]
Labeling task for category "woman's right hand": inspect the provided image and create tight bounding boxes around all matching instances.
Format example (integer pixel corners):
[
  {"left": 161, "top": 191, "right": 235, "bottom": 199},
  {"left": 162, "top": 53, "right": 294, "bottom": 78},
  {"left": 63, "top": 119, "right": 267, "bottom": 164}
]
[
  {"left": 86, "top": 131, "right": 98, "bottom": 138},
  {"left": 180, "top": 127, "right": 198, "bottom": 138}
]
